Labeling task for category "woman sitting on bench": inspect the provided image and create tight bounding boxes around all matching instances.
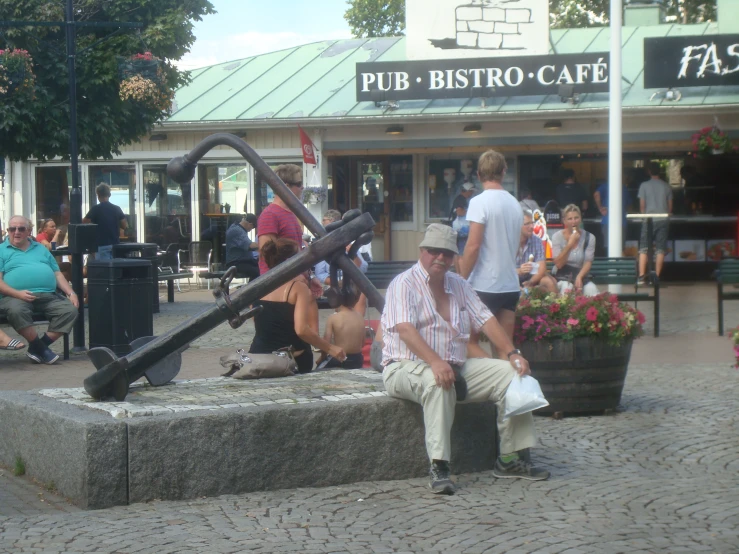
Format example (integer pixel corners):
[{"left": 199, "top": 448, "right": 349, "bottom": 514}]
[{"left": 551, "top": 204, "right": 598, "bottom": 297}]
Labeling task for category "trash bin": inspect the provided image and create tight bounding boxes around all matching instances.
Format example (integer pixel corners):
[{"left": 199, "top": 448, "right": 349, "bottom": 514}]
[
  {"left": 113, "top": 242, "right": 160, "bottom": 313},
  {"left": 88, "top": 258, "right": 153, "bottom": 356}
]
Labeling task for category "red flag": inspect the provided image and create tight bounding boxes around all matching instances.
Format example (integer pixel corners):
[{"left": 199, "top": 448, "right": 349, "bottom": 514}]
[{"left": 298, "top": 125, "right": 317, "bottom": 165}]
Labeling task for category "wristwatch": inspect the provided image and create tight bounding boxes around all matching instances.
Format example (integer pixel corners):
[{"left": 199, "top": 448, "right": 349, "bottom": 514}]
[{"left": 507, "top": 349, "right": 522, "bottom": 359}]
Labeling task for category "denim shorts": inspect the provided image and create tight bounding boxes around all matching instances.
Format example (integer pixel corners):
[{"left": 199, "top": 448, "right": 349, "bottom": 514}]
[{"left": 639, "top": 220, "right": 669, "bottom": 254}]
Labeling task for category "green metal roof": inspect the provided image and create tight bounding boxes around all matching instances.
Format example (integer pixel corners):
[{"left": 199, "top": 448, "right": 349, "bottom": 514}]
[{"left": 168, "top": 22, "right": 739, "bottom": 124}]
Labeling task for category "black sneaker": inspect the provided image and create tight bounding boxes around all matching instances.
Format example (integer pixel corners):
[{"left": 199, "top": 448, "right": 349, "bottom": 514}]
[
  {"left": 429, "top": 460, "right": 455, "bottom": 495},
  {"left": 493, "top": 457, "right": 550, "bottom": 481},
  {"left": 26, "top": 345, "right": 59, "bottom": 365},
  {"left": 637, "top": 275, "right": 648, "bottom": 286}
]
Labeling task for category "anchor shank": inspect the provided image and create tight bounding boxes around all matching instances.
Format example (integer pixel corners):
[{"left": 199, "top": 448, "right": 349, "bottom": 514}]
[{"left": 83, "top": 214, "right": 375, "bottom": 399}]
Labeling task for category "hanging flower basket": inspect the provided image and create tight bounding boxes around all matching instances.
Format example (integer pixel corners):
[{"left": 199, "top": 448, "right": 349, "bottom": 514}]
[
  {"left": 303, "top": 186, "right": 328, "bottom": 205},
  {"left": 118, "top": 52, "right": 171, "bottom": 112},
  {"left": 118, "top": 52, "right": 165, "bottom": 83},
  {"left": 0, "top": 49, "right": 35, "bottom": 96},
  {"left": 691, "top": 126, "right": 734, "bottom": 157}
]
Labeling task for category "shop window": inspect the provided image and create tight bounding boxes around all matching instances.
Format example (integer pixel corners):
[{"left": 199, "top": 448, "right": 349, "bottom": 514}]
[
  {"left": 142, "top": 165, "right": 192, "bottom": 249},
  {"left": 35, "top": 167, "right": 71, "bottom": 236},
  {"left": 89, "top": 165, "right": 137, "bottom": 242},
  {"left": 427, "top": 157, "right": 481, "bottom": 220},
  {"left": 427, "top": 155, "right": 516, "bottom": 220},
  {"left": 255, "top": 162, "right": 303, "bottom": 215}
]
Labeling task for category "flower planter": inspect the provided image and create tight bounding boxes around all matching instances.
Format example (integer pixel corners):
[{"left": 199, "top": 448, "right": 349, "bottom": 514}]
[{"left": 519, "top": 337, "right": 633, "bottom": 415}]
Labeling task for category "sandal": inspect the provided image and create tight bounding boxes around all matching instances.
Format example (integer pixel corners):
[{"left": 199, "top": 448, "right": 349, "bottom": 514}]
[{"left": 0, "top": 338, "right": 26, "bottom": 351}]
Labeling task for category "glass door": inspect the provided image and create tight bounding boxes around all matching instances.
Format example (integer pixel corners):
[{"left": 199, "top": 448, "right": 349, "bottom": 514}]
[
  {"left": 88, "top": 165, "right": 137, "bottom": 242},
  {"left": 358, "top": 160, "right": 389, "bottom": 260},
  {"left": 142, "top": 164, "right": 192, "bottom": 249}
]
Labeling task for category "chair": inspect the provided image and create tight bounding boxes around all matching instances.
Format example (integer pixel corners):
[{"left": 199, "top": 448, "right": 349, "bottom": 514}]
[
  {"left": 160, "top": 243, "right": 185, "bottom": 292},
  {"left": 182, "top": 241, "right": 213, "bottom": 289}
]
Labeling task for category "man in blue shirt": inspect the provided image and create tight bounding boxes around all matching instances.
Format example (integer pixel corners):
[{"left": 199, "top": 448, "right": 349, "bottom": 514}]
[
  {"left": 0, "top": 216, "right": 78, "bottom": 364},
  {"left": 225, "top": 213, "right": 259, "bottom": 280},
  {"left": 84, "top": 183, "right": 128, "bottom": 260}
]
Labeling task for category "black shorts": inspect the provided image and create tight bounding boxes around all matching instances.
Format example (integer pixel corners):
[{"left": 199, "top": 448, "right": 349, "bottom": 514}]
[{"left": 476, "top": 290, "right": 520, "bottom": 314}]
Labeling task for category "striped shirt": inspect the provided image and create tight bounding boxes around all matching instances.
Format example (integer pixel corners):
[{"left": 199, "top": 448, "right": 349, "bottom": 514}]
[
  {"left": 381, "top": 262, "right": 494, "bottom": 367},
  {"left": 257, "top": 203, "right": 303, "bottom": 275}
]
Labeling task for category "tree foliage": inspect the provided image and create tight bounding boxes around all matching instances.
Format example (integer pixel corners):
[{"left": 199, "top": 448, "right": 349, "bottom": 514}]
[
  {"left": 550, "top": 0, "right": 716, "bottom": 29},
  {"left": 344, "top": 0, "right": 405, "bottom": 38},
  {"left": 0, "top": 0, "right": 215, "bottom": 161}
]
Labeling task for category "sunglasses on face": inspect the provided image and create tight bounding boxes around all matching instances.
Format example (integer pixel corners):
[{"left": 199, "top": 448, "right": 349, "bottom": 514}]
[
  {"left": 8, "top": 226, "right": 28, "bottom": 233},
  {"left": 425, "top": 248, "right": 455, "bottom": 258}
]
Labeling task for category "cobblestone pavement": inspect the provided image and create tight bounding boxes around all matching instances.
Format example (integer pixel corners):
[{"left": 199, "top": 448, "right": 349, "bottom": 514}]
[
  {"left": 1, "top": 359, "right": 738, "bottom": 553},
  {"left": 1, "top": 282, "right": 738, "bottom": 552}
]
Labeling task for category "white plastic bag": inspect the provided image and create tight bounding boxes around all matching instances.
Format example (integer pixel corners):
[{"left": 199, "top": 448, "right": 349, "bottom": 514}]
[{"left": 504, "top": 375, "right": 549, "bottom": 419}]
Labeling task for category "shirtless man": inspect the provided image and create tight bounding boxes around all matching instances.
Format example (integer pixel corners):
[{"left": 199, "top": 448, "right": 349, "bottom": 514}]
[{"left": 317, "top": 286, "right": 366, "bottom": 369}]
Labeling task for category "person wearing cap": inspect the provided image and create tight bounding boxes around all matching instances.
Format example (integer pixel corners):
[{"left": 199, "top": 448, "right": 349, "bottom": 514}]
[
  {"left": 448, "top": 181, "right": 477, "bottom": 218},
  {"left": 381, "top": 223, "right": 550, "bottom": 496},
  {"left": 225, "top": 213, "right": 260, "bottom": 280}
]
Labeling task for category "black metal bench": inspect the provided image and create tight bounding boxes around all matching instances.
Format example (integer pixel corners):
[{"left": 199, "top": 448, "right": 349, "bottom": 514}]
[
  {"left": 0, "top": 314, "right": 70, "bottom": 360},
  {"left": 365, "top": 261, "right": 416, "bottom": 290},
  {"left": 715, "top": 258, "right": 739, "bottom": 336},
  {"left": 157, "top": 270, "right": 194, "bottom": 303},
  {"left": 589, "top": 257, "right": 660, "bottom": 337}
]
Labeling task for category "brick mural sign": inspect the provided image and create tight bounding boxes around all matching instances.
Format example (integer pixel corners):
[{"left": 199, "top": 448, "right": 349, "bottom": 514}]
[
  {"left": 356, "top": 53, "right": 610, "bottom": 101},
  {"left": 406, "top": 0, "right": 549, "bottom": 60}
]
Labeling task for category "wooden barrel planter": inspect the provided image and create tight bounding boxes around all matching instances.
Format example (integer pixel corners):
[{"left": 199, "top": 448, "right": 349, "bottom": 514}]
[{"left": 519, "top": 337, "right": 633, "bottom": 416}]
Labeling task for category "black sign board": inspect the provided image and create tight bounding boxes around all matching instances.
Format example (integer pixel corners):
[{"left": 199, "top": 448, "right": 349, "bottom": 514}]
[
  {"left": 356, "top": 53, "right": 610, "bottom": 101},
  {"left": 644, "top": 34, "right": 739, "bottom": 89},
  {"left": 543, "top": 201, "right": 563, "bottom": 230}
]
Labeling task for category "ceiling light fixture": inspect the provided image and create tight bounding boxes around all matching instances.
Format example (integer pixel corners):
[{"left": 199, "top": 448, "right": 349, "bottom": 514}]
[
  {"left": 463, "top": 123, "right": 482, "bottom": 133},
  {"left": 385, "top": 125, "right": 404, "bottom": 135},
  {"left": 544, "top": 120, "right": 562, "bottom": 130}
]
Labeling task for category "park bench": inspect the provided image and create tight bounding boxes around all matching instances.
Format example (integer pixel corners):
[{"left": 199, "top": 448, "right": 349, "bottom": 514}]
[
  {"left": 365, "top": 260, "right": 416, "bottom": 290},
  {"left": 157, "top": 269, "right": 194, "bottom": 303},
  {"left": 714, "top": 257, "right": 739, "bottom": 336},
  {"left": 589, "top": 257, "right": 660, "bottom": 337},
  {"left": 0, "top": 313, "right": 70, "bottom": 360}
]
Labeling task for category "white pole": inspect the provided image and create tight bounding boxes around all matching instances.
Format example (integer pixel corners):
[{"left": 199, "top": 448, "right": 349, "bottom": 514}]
[{"left": 608, "top": 0, "right": 623, "bottom": 257}]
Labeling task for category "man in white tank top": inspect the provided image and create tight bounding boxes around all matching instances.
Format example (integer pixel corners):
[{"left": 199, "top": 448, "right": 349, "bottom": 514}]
[{"left": 459, "top": 150, "right": 523, "bottom": 341}]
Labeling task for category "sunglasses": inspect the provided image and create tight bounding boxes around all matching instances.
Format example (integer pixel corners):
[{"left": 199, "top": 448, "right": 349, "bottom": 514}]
[
  {"left": 425, "top": 247, "right": 455, "bottom": 258},
  {"left": 8, "top": 226, "right": 28, "bottom": 233}
]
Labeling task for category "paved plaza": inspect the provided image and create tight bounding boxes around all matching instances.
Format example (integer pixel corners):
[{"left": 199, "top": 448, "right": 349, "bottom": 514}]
[{"left": 0, "top": 282, "right": 738, "bottom": 553}]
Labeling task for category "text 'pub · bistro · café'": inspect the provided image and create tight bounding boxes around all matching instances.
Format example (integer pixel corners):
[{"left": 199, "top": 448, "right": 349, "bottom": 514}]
[{"left": 4, "top": 0, "right": 739, "bottom": 281}]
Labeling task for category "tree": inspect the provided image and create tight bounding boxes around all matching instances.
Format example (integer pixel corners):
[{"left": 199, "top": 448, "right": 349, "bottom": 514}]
[
  {"left": 345, "top": 0, "right": 405, "bottom": 38},
  {"left": 550, "top": 0, "right": 716, "bottom": 29},
  {"left": 0, "top": 0, "right": 215, "bottom": 161}
]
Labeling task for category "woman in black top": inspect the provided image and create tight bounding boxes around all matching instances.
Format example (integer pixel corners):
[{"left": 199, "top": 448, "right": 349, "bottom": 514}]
[{"left": 249, "top": 238, "right": 346, "bottom": 373}]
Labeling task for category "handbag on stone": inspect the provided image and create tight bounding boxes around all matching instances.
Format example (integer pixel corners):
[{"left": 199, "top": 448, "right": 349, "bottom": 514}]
[{"left": 220, "top": 347, "right": 297, "bottom": 379}]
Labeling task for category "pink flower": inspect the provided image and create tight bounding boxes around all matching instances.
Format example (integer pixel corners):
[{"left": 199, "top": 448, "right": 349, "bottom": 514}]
[
  {"left": 637, "top": 311, "right": 646, "bottom": 325},
  {"left": 567, "top": 318, "right": 579, "bottom": 326},
  {"left": 550, "top": 303, "right": 560, "bottom": 314},
  {"left": 586, "top": 307, "right": 599, "bottom": 322},
  {"left": 521, "top": 315, "right": 535, "bottom": 330}
]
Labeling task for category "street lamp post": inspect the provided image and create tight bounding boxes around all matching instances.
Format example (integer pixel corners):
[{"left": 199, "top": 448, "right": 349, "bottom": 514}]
[{"left": 1, "top": 2, "right": 142, "bottom": 351}]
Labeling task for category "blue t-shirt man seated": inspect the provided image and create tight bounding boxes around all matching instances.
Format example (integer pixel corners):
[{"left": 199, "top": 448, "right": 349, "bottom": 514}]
[
  {"left": 225, "top": 214, "right": 260, "bottom": 280},
  {"left": 0, "top": 215, "right": 78, "bottom": 365}
]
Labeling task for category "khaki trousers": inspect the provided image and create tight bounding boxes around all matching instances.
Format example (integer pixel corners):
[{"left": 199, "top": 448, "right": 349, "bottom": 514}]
[{"left": 383, "top": 358, "right": 537, "bottom": 462}]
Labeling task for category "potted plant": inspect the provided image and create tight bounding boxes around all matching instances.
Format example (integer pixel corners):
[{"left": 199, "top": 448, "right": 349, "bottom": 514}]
[
  {"left": 0, "top": 48, "right": 35, "bottom": 96},
  {"left": 513, "top": 289, "right": 645, "bottom": 415},
  {"left": 691, "top": 126, "right": 734, "bottom": 157}
]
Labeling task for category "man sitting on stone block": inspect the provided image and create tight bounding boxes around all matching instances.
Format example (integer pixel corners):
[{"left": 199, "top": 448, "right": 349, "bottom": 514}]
[
  {"left": 0, "top": 216, "right": 78, "bottom": 365},
  {"left": 380, "top": 223, "right": 549, "bottom": 495}
]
